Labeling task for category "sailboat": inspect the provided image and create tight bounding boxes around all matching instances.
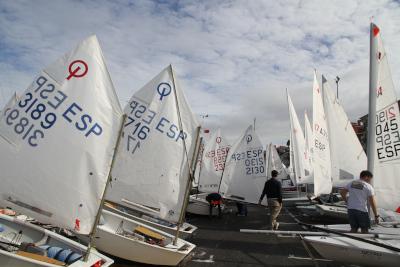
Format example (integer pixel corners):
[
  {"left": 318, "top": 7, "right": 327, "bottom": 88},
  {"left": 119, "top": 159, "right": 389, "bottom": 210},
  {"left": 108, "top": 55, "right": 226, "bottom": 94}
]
[
  {"left": 305, "top": 23, "right": 400, "bottom": 267},
  {"left": 219, "top": 125, "right": 267, "bottom": 205},
  {"left": 187, "top": 129, "right": 230, "bottom": 216},
  {"left": 315, "top": 75, "right": 367, "bottom": 219},
  {"left": 81, "top": 65, "right": 197, "bottom": 266},
  {"left": 286, "top": 90, "right": 307, "bottom": 186},
  {"left": 283, "top": 90, "right": 312, "bottom": 207},
  {"left": 266, "top": 143, "right": 290, "bottom": 184},
  {"left": 0, "top": 36, "right": 118, "bottom": 266},
  {"left": 266, "top": 143, "right": 297, "bottom": 197},
  {"left": 303, "top": 111, "right": 314, "bottom": 184}
]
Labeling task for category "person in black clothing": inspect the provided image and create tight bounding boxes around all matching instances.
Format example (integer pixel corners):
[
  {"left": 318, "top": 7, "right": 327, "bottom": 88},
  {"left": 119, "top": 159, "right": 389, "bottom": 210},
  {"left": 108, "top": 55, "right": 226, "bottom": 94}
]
[
  {"left": 205, "top": 192, "right": 222, "bottom": 217},
  {"left": 258, "top": 170, "right": 282, "bottom": 230}
]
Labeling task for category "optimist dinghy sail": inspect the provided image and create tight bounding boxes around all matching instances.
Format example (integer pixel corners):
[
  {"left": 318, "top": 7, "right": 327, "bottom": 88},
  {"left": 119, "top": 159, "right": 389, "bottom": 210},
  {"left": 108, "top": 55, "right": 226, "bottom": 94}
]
[
  {"left": 368, "top": 23, "right": 400, "bottom": 213},
  {"left": 219, "top": 125, "right": 267, "bottom": 204},
  {"left": 197, "top": 129, "right": 230, "bottom": 193},
  {"left": 107, "top": 65, "right": 200, "bottom": 223},
  {"left": 266, "top": 143, "right": 288, "bottom": 181},
  {"left": 304, "top": 111, "right": 314, "bottom": 182},
  {"left": 322, "top": 76, "right": 367, "bottom": 187},
  {"left": 287, "top": 90, "right": 307, "bottom": 185},
  {"left": 312, "top": 71, "right": 332, "bottom": 196},
  {"left": 1, "top": 92, "right": 19, "bottom": 117},
  {"left": 0, "top": 35, "right": 123, "bottom": 234}
]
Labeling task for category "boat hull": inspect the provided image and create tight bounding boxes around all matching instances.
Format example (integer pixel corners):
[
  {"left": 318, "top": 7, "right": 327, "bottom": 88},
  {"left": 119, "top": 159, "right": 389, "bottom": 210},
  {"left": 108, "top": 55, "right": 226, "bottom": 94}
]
[
  {"left": 104, "top": 202, "right": 197, "bottom": 239},
  {"left": 79, "top": 210, "right": 195, "bottom": 266},
  {"left": 0, "top": 214, "right": 113, "bottom": 267},
  {"left": 315, "top": 204, "right": 348, "bottom": 220},
  {"left": 305, "top": 236, "right": 400, "bottom": 267},
  {"left": 187, "top": 193, "right": 224, "bottom": 216}
]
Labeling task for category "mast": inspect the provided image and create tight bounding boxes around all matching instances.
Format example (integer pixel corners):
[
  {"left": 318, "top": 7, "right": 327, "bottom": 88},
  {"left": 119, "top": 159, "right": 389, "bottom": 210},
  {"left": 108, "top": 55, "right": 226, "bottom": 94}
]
[
  {"left": 195, "top": 137, "right": 205, "bottom": 197},
  {"left": 367, "top": 23, "right": 378, "bottom": 173},
  {"left": 84, "top": 114, "right": 127, "bottom": 261},
  {"left": 169, "top": 64, "right": 200, "bottom": 245}
]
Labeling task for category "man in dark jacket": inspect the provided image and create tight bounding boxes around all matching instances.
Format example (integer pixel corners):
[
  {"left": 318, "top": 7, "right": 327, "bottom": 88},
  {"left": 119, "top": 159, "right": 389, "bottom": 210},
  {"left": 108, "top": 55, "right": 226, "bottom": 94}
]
[{"left": 258, "top": 170, "right": 282, "bottom": 230}]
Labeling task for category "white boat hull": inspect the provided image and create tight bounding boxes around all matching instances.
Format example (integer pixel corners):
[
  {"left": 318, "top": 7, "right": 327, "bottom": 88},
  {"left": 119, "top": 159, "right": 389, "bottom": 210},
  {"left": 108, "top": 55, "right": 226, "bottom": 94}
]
[
  {"left": 78, "top": 209, "right": 195, "bottom": 266},
  {"left": 315, "top": 204, "right": 348, "bottom": 220},
  {"left": 317, "top": 223, "right": 400, "bottom": 235},
  {"left": 305, "top": 236, "right": 400, "bottom": 267},
  {"left": 104, "top": 201, "right": 197, "bottom": 239},
  {"left": 187, "top": 193, "right": 224, "bottom": 216},
  {"left": 283, "top": 196, "right": 309, "bottom": 207},
  {"left": 296, "top": 205, "right": 319, "bottom": 216},
  {"left": 0, "top": 214, "right": 113, "bottom": 267}
]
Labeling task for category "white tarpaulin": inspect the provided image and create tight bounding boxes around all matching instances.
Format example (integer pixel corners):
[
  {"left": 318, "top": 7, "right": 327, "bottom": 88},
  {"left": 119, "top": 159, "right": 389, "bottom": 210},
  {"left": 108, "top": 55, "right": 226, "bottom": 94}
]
[
  {"left": 219, "top": 125, "right": 267, "bottom": 205},
  {"left": 0, "top": 36, "right": 123, "bottom": 234},
  {"left": 287, "top": 90, "right": 307, "bottom": 185},
  {"left": 312, "top": 71, "right": 332, "bottom": 196},
  {"left": 108, "top": 65, "right": 200, "bottom": 223},
  {"left": 369, "top": 24, "right": 400, "bottom": 212},
  {"left": 198, "top": 129, "right": 230, "bottom": 193},
  {"left": 322, "top": 76, "right": 366, "bottom": 187}
]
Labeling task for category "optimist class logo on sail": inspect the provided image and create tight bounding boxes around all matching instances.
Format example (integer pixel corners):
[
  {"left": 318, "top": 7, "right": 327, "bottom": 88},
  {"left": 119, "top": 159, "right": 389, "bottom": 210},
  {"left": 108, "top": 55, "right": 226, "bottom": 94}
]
[
  {"left": 124, "top": 82, "right": 189, "bottom": 156},
  {"left": 2, "top": 60, "right": 104, "bottom": 147}
]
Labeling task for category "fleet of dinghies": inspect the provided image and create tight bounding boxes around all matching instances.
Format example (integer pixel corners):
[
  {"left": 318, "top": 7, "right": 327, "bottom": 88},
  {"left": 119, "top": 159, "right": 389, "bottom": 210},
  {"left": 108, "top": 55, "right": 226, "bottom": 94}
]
[
  {"left": 1, "top": 22, "right": 400, "bottom": 267},
  {"left": 303, "top": 22, "right": 400, "bottom": 267}
]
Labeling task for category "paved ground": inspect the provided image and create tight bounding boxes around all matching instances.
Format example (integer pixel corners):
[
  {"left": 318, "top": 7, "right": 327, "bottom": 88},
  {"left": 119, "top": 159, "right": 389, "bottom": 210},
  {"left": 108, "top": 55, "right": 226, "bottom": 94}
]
[{"left": 113, "top": 203, "right": 350, "bottom": 267}]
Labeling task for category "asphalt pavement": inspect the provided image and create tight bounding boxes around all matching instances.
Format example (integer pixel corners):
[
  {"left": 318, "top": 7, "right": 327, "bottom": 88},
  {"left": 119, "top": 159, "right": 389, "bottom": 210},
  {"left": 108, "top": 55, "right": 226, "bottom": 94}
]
[{"left": 113, "top": 202, "right": 349, "bottom": 267}]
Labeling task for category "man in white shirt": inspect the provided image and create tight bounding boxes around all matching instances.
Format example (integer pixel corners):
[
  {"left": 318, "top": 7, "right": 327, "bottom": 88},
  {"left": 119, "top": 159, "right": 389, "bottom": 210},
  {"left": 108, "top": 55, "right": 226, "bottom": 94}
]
[{"left": 340, "top": 170, "right": 379, "bottom": 233}]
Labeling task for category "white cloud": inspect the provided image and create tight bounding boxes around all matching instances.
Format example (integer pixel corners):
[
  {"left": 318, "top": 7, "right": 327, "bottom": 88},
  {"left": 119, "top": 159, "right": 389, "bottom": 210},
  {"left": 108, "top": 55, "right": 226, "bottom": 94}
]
[{"left": 0, "top": 0, "right": 400, "bottom": 145}]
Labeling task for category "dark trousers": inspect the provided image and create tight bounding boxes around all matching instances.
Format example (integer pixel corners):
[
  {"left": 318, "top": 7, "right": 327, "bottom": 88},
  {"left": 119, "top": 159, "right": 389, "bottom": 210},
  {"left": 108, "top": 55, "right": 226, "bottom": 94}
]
[
  {"left": 209, "top": 203, "right": 222, "bottom": 216},
  {"left": 236, "top": 202, "right": 248, "bottom": 215}
]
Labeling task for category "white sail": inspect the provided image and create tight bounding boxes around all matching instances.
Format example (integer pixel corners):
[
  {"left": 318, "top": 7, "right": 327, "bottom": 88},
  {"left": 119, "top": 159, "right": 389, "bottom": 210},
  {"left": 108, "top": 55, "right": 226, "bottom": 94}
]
[
  {"left": 266, "top": 143, "right": 288, "bottom": 180},
  {"left": 108, "top": 65, "right": 200, "bottom": 223},
  {"left": 0, "top": 36, "right": 123, "bottom": 234},
  {"left": 198, "top": 129, "right": 230, "bottom": 193},
  {"left": 287, "top": 90, "right": 307, "bottom": 185},
  {"left": 304, "top": 110, "right": 314, "bottom": 182},
  {"left": 369, "top": 23, "right": 400, "bottom": 212},
  {"left": 192, "top": 137, "right": 205, "bottom": 187},
  {"left": 1, "top": 92, "right": 19, "bottom": 117},
  {"left": 322, "top": 76, "right": 367, "bottom": 187},
  {"left": 219, "top": 125, "right": 266, "bottom": 204},
  {"left": 312, "top": 71, "right": 332, "bottom": 196},
  {"left": 288, "top": 131, "right": 296, "bottom": 182}
]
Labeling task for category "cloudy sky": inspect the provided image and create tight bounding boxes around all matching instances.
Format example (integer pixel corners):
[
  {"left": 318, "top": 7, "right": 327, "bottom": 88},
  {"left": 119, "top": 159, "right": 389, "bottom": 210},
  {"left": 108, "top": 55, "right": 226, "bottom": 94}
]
[{"left": 0, "top": 0, "right": 399, "bottom": 145}]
